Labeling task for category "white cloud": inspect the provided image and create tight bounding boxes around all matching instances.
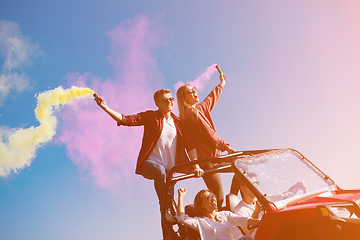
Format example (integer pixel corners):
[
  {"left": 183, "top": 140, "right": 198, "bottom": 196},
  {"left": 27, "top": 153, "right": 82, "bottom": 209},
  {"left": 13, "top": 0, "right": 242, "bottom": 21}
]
[{"left": 0, "top": 20, "right": 41, "bottom": 105}]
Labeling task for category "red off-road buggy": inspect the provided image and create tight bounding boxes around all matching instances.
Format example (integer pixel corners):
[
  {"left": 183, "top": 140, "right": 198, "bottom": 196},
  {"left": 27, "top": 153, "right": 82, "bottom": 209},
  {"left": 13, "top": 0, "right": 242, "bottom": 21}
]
[{"left": 161, "top": 148, "right": 360, "bottom": 240}]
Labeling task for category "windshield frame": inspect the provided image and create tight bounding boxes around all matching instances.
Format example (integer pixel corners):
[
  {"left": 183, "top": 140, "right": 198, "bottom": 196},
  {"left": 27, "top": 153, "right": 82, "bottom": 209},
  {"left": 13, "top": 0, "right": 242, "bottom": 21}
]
[{"left": 232, "top": 148, "right": 337, "bottom": 209}]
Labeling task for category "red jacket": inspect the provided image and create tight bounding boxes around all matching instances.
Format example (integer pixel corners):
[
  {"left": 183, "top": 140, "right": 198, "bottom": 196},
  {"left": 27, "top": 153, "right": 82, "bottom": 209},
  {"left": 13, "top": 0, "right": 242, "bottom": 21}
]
[
  {"left": 184, "top": 85, "right": 229, "bottom": 159},
  {"left": 118, "top": 110, "right": 195, "bottom": 174}
]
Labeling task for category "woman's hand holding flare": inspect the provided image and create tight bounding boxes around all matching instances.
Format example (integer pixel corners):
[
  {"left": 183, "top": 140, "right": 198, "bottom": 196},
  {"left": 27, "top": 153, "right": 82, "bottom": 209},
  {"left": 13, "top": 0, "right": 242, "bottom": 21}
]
[
  {"left": 219, "top": 74, "right": 226, "bottom": 87},
  {"left": 216, "top": 65, "right": 226, "bottom": 87}
]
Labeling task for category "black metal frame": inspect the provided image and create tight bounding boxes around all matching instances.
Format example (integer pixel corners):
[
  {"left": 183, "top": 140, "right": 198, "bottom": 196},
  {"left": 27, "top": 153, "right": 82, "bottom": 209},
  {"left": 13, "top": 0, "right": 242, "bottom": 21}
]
[{"left": 161, "top": 149, "right": 277, "bottom": 239}]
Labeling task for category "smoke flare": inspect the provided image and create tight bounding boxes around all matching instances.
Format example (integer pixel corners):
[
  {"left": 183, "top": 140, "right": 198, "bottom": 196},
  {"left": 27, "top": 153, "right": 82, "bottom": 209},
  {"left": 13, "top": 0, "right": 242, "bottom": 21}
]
[
  {"left": 57, "top": 15, "right": 169, "bottom": 191},
  {"left": 0, "top": 86, "right": 93, "bottom": 177},
  {"left": 174, "top": 63, "right": 218, "bottom": 92}
]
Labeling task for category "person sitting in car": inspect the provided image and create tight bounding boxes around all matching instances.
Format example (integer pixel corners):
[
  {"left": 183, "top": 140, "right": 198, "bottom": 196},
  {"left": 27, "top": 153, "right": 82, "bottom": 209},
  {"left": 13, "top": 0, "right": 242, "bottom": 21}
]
[
  {"left": 176, "top": 188, "right": 259, "bottom": 240},
  {"left": 232, "top": 172, "right": 263, "bottom": 237},
  {"left": 231, "top": 172, "right": 307, "bottom": 237}
]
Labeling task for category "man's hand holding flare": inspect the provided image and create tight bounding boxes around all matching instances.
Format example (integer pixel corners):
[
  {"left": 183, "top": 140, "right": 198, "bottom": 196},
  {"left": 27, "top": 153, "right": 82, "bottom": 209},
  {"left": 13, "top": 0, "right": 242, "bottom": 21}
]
[
  {"left": 93, "top": 93, "right": 107, "bottom": 109},
  {"left": 93, "top": 93, "right": 123, "bottom": 123}
]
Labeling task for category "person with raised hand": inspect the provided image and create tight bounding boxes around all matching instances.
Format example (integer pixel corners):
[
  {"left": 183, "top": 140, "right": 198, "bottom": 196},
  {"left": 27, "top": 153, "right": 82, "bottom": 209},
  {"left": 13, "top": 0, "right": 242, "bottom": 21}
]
[
  {"left": 176, "top": 67, "right": 235, "bottom": 208},
  {"left": 176, "top": 188, "right": 259, "bottom": 240},
  {"left": 94, "top": 89, "right": 204, "bottom": 239}
]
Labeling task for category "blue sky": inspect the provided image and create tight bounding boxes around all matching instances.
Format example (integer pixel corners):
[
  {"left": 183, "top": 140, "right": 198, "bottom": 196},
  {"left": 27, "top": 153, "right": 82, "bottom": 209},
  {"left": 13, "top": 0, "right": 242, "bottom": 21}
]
[{"left": 1, "top": 1, "right": 360, "bottom": 239}]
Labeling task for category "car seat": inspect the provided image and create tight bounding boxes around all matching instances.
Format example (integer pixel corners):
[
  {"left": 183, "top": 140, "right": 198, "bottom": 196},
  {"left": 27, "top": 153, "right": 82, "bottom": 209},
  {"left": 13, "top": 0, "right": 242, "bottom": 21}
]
[
  {"left": 225, "top": 193, "right": 241, "bottom": 212},
  {"left": 184, "top": 204, "right": 201, "bottom": 240}
]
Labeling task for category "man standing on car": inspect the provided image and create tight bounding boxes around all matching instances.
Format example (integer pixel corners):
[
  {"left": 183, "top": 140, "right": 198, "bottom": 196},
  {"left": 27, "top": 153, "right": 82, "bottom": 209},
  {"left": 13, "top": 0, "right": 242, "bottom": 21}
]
[{"left": 94, "top": 89, "right": 204, "bottom": 239}]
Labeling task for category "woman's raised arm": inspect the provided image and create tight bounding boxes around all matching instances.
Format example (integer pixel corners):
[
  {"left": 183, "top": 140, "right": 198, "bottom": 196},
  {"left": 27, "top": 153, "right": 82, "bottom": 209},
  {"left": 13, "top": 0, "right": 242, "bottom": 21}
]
[{"left": 177, "top": 188, "right": 187, "bottom": 216}]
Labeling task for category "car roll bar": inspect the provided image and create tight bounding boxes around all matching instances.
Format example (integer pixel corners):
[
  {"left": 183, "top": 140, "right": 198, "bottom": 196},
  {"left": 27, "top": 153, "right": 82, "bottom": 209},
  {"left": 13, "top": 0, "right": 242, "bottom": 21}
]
[
  {"left": 165, "top": 149, "right": 277, "bottom": 192},
  {"left": 165, "top": 151, "right": 242, "bottom": 190}
]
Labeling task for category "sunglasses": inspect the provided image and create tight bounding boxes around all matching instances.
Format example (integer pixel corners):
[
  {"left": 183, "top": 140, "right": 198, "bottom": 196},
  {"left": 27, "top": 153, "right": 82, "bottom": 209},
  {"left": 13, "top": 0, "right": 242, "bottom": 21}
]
[
  {"left": 187, "top": 87, "right": 197, "bottom": 93},
  {"left": 205, "top": 193, "right": 216, "bottom": 201},
  {"left": 159, "top": 96, "right": 175, "bottom": 102}
]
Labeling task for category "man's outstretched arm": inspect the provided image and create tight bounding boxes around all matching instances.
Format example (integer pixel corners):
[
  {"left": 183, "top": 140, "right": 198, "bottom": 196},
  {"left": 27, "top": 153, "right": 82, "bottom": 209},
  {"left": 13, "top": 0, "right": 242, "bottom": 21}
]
[{"left": 94, "top": 93, "right": 123, "bottom": 122}]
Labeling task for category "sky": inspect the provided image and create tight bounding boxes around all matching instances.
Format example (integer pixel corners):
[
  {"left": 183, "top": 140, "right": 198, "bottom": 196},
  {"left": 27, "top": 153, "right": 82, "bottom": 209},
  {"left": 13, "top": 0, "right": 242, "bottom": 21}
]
[{"left": 1, "top": 1, "right": 360, "bottom": 239}]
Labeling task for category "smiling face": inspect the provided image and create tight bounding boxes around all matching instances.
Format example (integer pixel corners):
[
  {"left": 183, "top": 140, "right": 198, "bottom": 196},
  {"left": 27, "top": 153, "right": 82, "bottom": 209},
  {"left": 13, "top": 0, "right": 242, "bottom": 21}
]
[
  {"left": 201, "top": 191, "right": 218, "bottom": 213},
  {"left": 155, "top": 92, "right": 174, "bottom": 115},
  {"left": 184, "top": 85, "right": 199, "bottom": 106}
]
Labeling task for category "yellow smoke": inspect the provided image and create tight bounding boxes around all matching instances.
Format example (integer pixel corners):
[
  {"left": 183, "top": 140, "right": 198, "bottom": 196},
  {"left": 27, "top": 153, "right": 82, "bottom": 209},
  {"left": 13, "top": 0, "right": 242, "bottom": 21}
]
[{"left": 0, "top": 86, "right": 94, "bottom": 177}]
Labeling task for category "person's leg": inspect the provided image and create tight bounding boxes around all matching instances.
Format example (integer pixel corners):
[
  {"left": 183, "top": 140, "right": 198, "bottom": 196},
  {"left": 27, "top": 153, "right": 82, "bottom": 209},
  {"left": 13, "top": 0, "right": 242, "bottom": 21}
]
[
  {"left": 141, "top": 160, "right": 167, "bottom": 204},
  {"left": 201, "top": 162, "right": 224, "bottom": 209},
  {"left": 141, "top": 160, "right": 173, "bottom": 239},
  {"left": 238, "top": 235, "right": 253, "bottom": 240}
]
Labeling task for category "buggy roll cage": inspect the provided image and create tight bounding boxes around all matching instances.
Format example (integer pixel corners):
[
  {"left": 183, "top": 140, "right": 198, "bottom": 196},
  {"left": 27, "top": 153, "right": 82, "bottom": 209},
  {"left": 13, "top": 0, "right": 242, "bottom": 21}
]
[
  {"left": 165, "top": 149, "right": 275, "bottom": 192},
  {"left": 161, "top": 149, "right": 276, "bottom": 240},
  {"left": 161, "top": 148, "right": 337, "bottom": 240},
  {"left": 165, "top": 148, "right": 336, "bottom": 207}
]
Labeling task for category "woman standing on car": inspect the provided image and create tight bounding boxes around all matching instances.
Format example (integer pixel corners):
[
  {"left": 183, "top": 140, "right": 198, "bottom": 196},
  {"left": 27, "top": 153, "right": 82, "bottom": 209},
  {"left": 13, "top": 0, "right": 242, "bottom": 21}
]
[
  {"left": 176, "top": 188, "right": 258, "bottom": 240},
  {"left": 176, "top": 69, "right": 235, "bottom": 208}
]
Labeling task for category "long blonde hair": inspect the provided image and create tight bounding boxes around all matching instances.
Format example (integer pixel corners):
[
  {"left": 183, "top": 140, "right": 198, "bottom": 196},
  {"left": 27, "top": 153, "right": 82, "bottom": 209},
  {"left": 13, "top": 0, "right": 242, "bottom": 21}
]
[{"left": 176, "top": 84, "right": 198, "bottom": 120}]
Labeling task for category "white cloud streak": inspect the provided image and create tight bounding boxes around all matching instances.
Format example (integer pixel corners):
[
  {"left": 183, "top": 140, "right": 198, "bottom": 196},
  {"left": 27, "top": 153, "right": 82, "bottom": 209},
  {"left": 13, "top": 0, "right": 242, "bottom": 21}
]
[{"left": 0, "top": 20, "right": 41, "bottom": 105}]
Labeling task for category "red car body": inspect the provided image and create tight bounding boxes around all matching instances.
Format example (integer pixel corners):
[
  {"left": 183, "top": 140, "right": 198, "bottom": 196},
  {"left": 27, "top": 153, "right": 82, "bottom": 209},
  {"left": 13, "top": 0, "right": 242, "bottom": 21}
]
[{"left": 162, "top": 149, "right": 360, "bottom": 240}]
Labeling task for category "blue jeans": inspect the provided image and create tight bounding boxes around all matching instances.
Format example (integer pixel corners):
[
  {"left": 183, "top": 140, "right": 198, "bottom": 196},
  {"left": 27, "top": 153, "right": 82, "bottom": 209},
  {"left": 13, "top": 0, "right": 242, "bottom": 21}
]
[
  {"left": 141, "top": 160, "right": 174, "bottom": 238},
  {"left": 239, "top": 236, "right": 253, "bottom": 240}
]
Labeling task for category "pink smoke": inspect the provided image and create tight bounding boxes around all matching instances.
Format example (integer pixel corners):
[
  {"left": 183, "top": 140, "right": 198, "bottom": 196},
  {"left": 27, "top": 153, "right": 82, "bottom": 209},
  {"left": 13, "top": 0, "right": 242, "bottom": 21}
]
[
  {"left": 174, "top": 63, "right": 218, "bottom": 92},
  {"left": 57, "top": 15, "right": 169, "bottom": 191}
]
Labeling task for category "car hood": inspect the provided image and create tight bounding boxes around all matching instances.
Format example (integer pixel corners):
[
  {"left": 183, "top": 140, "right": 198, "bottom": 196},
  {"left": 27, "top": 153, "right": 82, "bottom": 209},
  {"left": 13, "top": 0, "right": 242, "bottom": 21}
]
[{"left": 286, "top": 189, "right": 360, "bottom": 209}]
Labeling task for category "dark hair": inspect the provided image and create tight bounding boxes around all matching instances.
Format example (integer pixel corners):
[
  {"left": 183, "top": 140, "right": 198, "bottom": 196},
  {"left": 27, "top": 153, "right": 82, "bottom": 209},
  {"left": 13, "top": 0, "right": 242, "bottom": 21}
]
[
  {"left": 154, "top": 89, "right": 171, "bottom": 103},
  {"left": 194, "top": 189, "right": 215, "bottom": 217}
]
